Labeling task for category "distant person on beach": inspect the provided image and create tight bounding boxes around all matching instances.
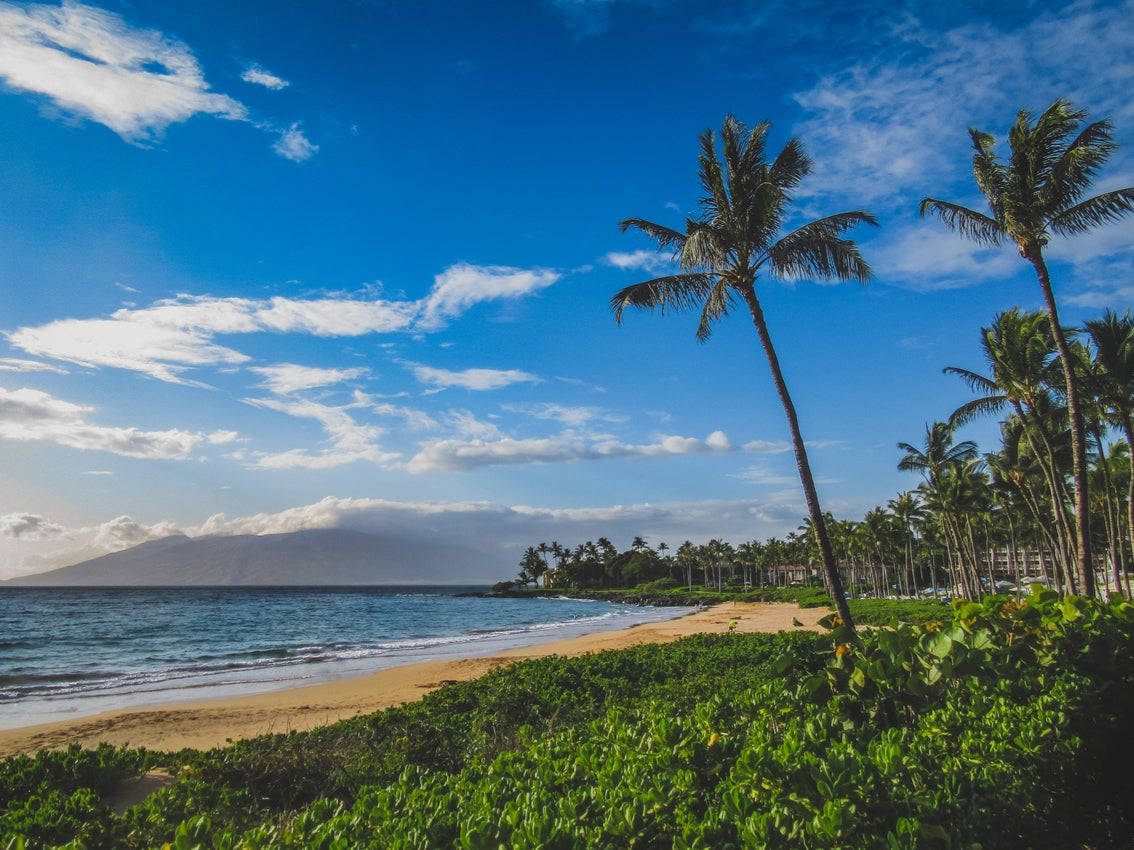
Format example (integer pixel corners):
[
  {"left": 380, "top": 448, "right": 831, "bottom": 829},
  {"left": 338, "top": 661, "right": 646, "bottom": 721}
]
[{"left": 728, "top": 620, "right": 737, "bottom": 632}]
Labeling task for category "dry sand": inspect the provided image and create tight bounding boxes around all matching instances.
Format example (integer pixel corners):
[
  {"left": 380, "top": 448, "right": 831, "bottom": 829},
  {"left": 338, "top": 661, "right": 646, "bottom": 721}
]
[{"left": 0, "top": 601, "right": 826, "bottom": 758}]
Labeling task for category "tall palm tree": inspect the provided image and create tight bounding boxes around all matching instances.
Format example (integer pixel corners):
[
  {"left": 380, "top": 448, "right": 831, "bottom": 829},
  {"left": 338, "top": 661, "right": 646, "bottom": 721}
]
[
  {"left": 612, "top": 116, "right": 876, "bottom": 633},
  {"left": 920, "top": 99, "right": 1134, "bottom": 597},
  {"left": 888, "top": 491, "right": 925, "bottom": 596}
]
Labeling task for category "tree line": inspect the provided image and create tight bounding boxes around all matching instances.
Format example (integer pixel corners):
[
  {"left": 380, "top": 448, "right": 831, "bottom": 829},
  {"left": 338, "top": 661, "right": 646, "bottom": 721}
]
[{"left": 502, "top": 305, "right": 1133, "bottom": 602}]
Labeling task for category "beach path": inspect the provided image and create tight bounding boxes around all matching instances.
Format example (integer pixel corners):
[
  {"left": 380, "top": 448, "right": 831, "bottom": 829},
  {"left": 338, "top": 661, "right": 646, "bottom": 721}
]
[{"left": 0, "top": 601, "right": 826, "bottom": 758}]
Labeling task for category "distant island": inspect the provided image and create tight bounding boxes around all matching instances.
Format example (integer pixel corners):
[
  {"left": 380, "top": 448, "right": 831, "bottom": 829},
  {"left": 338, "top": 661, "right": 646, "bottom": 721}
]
[{"left": 1, "top": 528, "right": 500, "bottom": 586}]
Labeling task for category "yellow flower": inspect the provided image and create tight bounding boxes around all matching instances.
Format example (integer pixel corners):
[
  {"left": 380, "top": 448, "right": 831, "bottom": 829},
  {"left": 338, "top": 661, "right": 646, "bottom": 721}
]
[
  {"left": 835, "top": 644, "right": 850, "bottom": 658},
  {"left": 708, "top": 732, "right": 721, "bottom": 748}
]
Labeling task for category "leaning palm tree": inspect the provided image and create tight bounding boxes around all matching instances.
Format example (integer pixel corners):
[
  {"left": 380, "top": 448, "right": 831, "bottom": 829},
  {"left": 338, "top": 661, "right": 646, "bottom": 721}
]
[
  {"left": 920, "top": 99, "right": 1134, "bottom": 597},
  {"left": 611, "top": 115, "right": 876, "bottom": 632}
]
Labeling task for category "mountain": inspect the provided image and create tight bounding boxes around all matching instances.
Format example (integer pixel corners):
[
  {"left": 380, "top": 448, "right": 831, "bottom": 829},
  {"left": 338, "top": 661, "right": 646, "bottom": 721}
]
[{"left": 2, "top": 529, "right": 501, "bottom": 586}]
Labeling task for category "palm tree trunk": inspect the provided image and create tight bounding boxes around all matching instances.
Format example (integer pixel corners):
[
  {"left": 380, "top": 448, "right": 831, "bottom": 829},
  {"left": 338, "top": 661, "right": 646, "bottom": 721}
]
[
  {"left": 1123, "top": 419, "right": 1134, "bottom": 598},
  {"left": 1012, "top": 400, "right": 1077, "bottom": 588},
  {"left": 740, "top": 286, "right": 855, "bottom": 632},
  {"left": 1025, "top": 247, "right": 1095, "bottom": 596}
]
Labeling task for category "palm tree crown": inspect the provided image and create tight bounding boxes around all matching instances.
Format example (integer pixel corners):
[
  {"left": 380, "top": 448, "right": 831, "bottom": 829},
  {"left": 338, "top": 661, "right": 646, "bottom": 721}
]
[
  {"left": 613, "top": 116, "right": 875, "bottom": 340},
  {"left": 611, "top": 115, "right": 876, "bottom": 633},
  {"left": 919, "top": 99, "right": 1134, "bottom": 255}
]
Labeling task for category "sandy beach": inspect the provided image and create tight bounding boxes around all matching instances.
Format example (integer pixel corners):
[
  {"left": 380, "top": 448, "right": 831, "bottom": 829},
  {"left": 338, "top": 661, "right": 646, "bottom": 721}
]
[{"left": 0, "top": 602, "right": 826, "bottom": 758}]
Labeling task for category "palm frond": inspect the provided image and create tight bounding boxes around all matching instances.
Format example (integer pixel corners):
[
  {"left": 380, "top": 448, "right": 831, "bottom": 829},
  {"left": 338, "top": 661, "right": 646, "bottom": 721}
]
[
  {"left": 919, "top": 198, "right": 1004, "bottom": 246},
  {"left": 1043, "top": 118, "right": 1117, "bottom": 211},
  {"left": 619, "top": 218, "right": 688, "bottom": 254},
  {"left": 942, "top": 365, "right": 998, "bottom": 394},
  {"left": 969, "top": 128, "right": 1006, "bottom": 210},
  {"left": 765, "top": 212, "right": 877, "bottom": 283},
  {"left": 769, "top": 137, "right": 812, "bottom": 191},
  {"left": 609, "top": 273, "right": 717, "bottom": 324},
  {"left": 948, "top": 395, "right": 1008, "bottom": 428},
  {"left": 698, "top": 127, "right": 729, "bottom": 222},
  {"left": 682, "top": 221, "right": 728, "bottom": 271},
  {"left": 1049, "top": 187, "right": 1134, "bottom": 235},
  {"left": 696, "top": 279, "right": 736, "bottom": 342}
]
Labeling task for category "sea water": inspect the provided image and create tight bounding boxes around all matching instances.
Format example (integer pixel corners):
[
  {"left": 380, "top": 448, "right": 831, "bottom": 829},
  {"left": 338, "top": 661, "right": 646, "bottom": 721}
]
[{"left": 0, "top": 586, "right": 690, "bottom": 730}]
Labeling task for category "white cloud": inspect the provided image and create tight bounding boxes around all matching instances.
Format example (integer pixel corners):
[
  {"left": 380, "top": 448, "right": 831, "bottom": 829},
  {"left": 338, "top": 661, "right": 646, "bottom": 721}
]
[
  {"left": 8, "top": 293, "right": 417, "bottom": 383},
  {"left": 252, "top": 363, "right": 368, "bottom": 395},
  {"left": 741, "top": 439, "right": 791, "bottom": 453},
  {"left": 793, "top": 0, "right": 1134, "bottom": 217},
  {"left": 0, "top": 512, "right": 66, "bottom": 539},
  {"left": 417, "top": 263, "right": 561, "bottom": 329},
  {"left": 503, "top": 402, "right": 625, "bottom": 428},
  {"left": 408, "top": 363, "right": 542, "bottom": 391},
  {"left": 604, "top": 249, "right": 673, "bottom": 274},
  {"left": 0, "top": 385, "right": 225, "bottom": 459},
  {"left": 0, "top": 513, "right": 185, "bottom": 579},
  {"left": 729, "top": 464, "right": 796, "bottom": 486},
  {"left": 358, "top": 394, "right": 439, "bottom": 431},
  {"left": 243, "top": 396, "right": 400, "bottom": 470},
  {"left": 241, "top": 63, "right": 288, "bottom": 90},
  {"left": 444, "top": 409, "right": 502, "bottom": 440},
  {"left": 9, "top": 317, "right": 250, "bottom": 384},
  {"left": 6, "top": 266, "right": 559, "bottom": 385},
  {"left": 0, "top": 357, "right": 67, "bottom": 373},
  {"left": 274, "top": 122, "right": 318, "bottom": 162},
  {"left": 0, "top": 0, "right": 246, "bottom": 143},
  {"left": 407, "top": 429, "right": 734, "bottom": 472},
  {"left": 869, "top": 224, "right": 1020, "bottom": 291}
]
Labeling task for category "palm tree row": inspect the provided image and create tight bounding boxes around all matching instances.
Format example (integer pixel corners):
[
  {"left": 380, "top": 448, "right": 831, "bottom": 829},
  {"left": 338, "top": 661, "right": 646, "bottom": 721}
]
[
  {"left": 894, "top": 307, "right": 1134, "bottom": 599},
  {"left": 502, "top": 533, "right": 821, "bottom": 594}
]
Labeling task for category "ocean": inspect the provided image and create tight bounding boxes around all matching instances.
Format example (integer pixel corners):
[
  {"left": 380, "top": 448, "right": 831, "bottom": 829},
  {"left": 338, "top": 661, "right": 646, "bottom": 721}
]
[{"left": 0, "top": 586, "right": 689, "bottom": 731}]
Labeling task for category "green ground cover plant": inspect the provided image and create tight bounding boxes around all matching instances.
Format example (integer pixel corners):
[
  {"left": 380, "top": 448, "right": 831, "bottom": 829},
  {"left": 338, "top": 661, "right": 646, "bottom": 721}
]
[{"left": 4, "top": 588, "right": 1133, "bottom": 849}]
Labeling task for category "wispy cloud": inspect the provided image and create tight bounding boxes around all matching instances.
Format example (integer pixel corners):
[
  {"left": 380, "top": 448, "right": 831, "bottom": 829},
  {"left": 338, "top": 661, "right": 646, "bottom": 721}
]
[
  {"left": 0, "top": 1, "right": 319, "bottom": 160},
  {"left": 273, "top": 122, "right": 318, "bottom": 162},
  {"left": 7, "top": 263, "right": 563, "bottom": 385},
  {"left": 8, "top": 293, "right": 417, "bottom": 384},
  {"left": 417, "top": 263, "right": 561, "bottom": 330},
  {"left": 242, "top": 396, "right": 400, "bottom": 470},
  {"left": 241, "top": 63, "right": 289, "bottom": 90},
  {"left": 604, "top": 249, "right": 673, "bottom": 274},
  {"left": 793, "top": 0, "right": 1134, "bottom": 213},
  {"left": 251, "top": 363, "right": 368, "bottom": 395},
  {"left": 870, "top": 224, "right": 1020, "bottom": 291},
  {"left": 407, "top": 429, "right": 733, "bottom": 472},
  {"left": 0, "top": 0, "right": 245, "bottom": 142},
  {"left": 503, "top": 402, "right": 626, "bottom": 428},
  {"left": 0, "top": 386, "right": 228, "bottom": 459},
  {"left": 729, "top": 464, "right": 796, "bottom": 486},
  {"left": 0, "top": 357, "right": 67, "bottom": 373},
  {"left": 408, "top": 364, "right": 542, "bottom": 392}
]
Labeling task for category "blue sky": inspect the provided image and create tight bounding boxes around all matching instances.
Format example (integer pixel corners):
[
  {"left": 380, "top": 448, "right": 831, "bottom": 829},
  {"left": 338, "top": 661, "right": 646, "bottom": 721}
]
[{"left": 0, "top": 0, "right": 1131, "bottom": 580}]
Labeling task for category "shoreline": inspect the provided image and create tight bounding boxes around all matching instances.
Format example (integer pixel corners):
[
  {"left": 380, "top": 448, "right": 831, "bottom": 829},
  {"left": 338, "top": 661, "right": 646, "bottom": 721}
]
[{"left": 0, "top": 602, "right": 827, "bottom": 758}]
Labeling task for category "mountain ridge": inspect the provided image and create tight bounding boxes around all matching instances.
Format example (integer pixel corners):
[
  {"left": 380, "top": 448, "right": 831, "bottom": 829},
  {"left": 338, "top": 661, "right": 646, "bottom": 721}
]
[{"left": 2, "top": 528, "right": 499, "bottom": 586}]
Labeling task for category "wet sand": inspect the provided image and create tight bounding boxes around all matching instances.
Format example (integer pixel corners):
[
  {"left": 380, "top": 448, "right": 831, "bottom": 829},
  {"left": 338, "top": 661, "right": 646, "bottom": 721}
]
[{"left": 0, "top": 602, "right": 826, "bottom": 758}]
